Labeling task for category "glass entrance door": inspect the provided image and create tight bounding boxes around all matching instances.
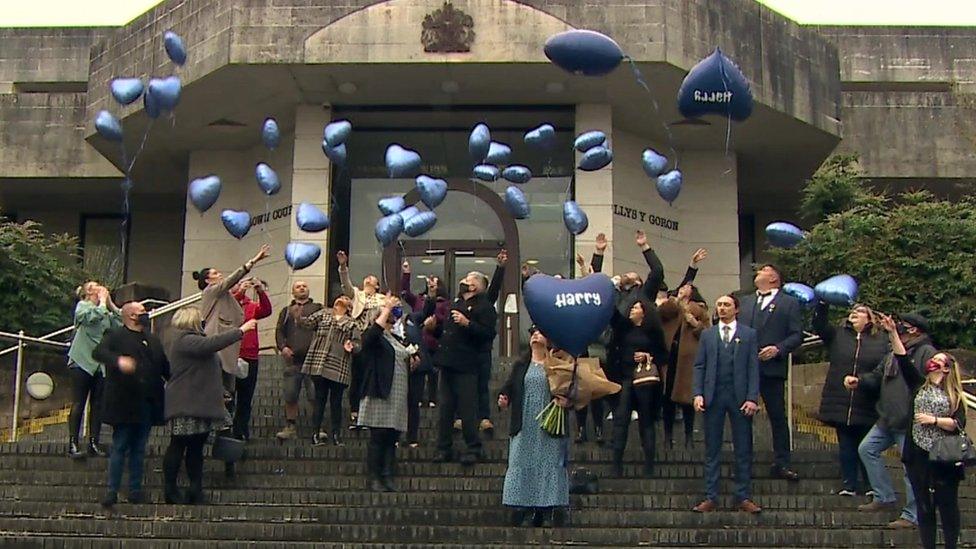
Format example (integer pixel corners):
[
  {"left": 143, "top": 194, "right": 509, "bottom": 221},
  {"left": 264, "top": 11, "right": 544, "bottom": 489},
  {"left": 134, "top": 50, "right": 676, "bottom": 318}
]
[{"left": 395, "top": 240, "right": 517, "bottom": 358}]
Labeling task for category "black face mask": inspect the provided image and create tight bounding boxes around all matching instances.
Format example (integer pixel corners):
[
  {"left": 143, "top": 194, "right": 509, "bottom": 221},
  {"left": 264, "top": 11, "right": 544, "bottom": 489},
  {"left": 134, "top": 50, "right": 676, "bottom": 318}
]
[
  {"left": 137, "top": 313, "right": 151, "bottom": 328},
  {"left": 896, "top": 323, "right": 909, "bottom": 335},
  {"left": 458, "top": 282, "right": 471, "bottom": 295}
]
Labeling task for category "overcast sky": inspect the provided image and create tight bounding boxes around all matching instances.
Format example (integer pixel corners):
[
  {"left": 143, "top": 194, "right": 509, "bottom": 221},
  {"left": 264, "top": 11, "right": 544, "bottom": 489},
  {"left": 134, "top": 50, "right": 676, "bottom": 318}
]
[{"left": 1, "top": 0, "right": 975, "bottom": 26}]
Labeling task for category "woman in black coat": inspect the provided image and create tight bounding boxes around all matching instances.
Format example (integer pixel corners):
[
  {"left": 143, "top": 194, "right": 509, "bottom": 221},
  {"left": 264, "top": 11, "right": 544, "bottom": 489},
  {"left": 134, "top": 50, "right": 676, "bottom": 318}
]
[
  {"left": 813, "top": 302, "right": 888, "bottom": 496},
  {"left": 884, "top": 314, "right": 967, "bottom": 549}
]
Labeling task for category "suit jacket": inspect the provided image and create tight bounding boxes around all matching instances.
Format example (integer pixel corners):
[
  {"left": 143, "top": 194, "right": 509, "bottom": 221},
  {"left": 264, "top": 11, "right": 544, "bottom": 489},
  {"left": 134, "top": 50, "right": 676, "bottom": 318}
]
[
  {"left": 692, "top": 324, "right": 760, "bottom": 408},
  {"left": 737, "top": 290, "right": 803, "bottom": 379},
  {"left": 199, "top": 264, "right": 249, "bottom": 376}
]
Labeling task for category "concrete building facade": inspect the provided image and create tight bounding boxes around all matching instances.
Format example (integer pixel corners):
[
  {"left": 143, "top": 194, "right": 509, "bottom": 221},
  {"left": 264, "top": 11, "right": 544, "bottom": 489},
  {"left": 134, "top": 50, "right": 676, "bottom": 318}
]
[{"left": 0, "top": 0, "right": 972, "bottom": 354}]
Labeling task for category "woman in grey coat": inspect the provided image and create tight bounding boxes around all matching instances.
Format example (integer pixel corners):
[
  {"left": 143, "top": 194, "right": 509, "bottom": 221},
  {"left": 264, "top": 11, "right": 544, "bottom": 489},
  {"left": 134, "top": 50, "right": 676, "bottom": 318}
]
[
  {"left": 162, "top": 306, "right": 257, "bottom": 504},
  {"left": 192, "top": 244, "right": 271, "bottom": 396}
]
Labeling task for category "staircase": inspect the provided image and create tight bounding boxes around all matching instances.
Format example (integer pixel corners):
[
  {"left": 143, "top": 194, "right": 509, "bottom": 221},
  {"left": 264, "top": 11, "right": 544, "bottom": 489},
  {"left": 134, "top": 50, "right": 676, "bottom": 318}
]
[{"left": 0, "top": 357, "right": 973, "bottom": 547}]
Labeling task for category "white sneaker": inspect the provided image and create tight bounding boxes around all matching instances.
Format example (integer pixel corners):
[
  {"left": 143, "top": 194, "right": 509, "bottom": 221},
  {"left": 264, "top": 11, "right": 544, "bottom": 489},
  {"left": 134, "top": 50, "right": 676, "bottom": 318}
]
[
  {"left": 631, "top": 411, "right": 639, "bottom": 421},
  {"left": 606, "top": 412, "right": 613, "bottom": 421}
]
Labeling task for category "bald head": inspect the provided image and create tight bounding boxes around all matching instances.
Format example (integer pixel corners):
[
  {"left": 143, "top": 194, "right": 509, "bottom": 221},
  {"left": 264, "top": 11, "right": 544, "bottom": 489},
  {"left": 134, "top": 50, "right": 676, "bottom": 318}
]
[{"left": 121, "top": 302, "right": 147, "bottom": 331}]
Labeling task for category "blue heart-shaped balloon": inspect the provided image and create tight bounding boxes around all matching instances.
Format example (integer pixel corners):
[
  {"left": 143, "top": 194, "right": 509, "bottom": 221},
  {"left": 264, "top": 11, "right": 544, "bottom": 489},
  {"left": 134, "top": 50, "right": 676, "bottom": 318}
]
[
  {"left": 404, "top": 211, "right": 437, "bottom": 237},
  {"left": 324, "top": 120, "right": 352, "bottom": 146},
  {"left": 469, "top": 123, "right": 491, "bottom": 163},
  {"left": 656, "top": 170, "right": 682, "bottom": 204},
  {"left": 502, "top": 165, "right": 532, "bottom": 184},
  {"left": 296, "top": 202, "right": 330, "bottom": 232},
  {"left": 94, "top": 110, "right": 123, "bottom": 142},
  {"left": 386, "top": 144, "right": 422, "bottom": 178},
  {"left": 255, "top": 163, "right": 281, "bottom": 196},
  {"left": 523, "top": 273, "right": 616, "bottom": 356},
  {"left": 110, "top": 78, "right": 144, "bottom": 106},
  {"left": 815, "top": 275, "right": 859, "bottom": 307},
  {"left": 261, "top": 118, "right": 280, "bottom": 150},
  {"left": 574, "top": 131, "right": 606, "bottom": 152},
  {"left": 641, "top": 149, "right": 668, "bottom": 178},
  {"left": 578, "top": 146, "right": 613, "bottom": 171},
  {"left": 378, "top": 196, "right": 406, "bottom": 216},
  {"left": 783, "top": 283, "right": 816, "bottom": 308},
  {"left": 221, "top": 210, "right": 251, "bottom": 240},
  {"left": 143, "top": 88, "right": 161, "bottom": 119},
  {"left": 321, "top": 140, "right": 347, "bottom": 166},
  {"left": 285, "top": 242, "right": 321, "bottom": 270},
  {"left": 163, "top": 30, "right": 187, "bottom": 66},
  {"left": 472, "top": 164, "right": 500, "bottom": 182},
  {"left": 524, "top": 123, "right": 556, "bottom": 150},
  {"left": 188, "top": 175, "right": 221, "bottom": 213},
  {"left": 486, "top": 141, "right": 512, "bottom": 165},
  {"left": 416, "top": 175, "right": 447, "bottom": 209},
  {"left": 563, "top": 201, "right": 589, "bottom": 235},
  {"left": 398, "top": 206, "right": 420, "bottom": 224},
  {"left": 504, "top": 186, "right": 530, "bottom": 219},
  {"left": 544, "top": 30, "right": 624, "bottom": 77},
  {"left": 375, "top": 214, "right": 404, "bottom": 247},
  {"left": 765, "top": 222, "right": 804, "bottom": 249},
  {"left": 677, "top": 47, "right": 754, "bottom": 121},
  {"left": 147, "top": 76, "right": 181, "bottom": 113}
]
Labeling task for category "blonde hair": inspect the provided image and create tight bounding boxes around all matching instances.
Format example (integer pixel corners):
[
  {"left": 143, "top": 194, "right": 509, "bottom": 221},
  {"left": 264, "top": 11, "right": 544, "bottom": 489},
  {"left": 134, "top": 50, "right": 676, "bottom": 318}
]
[
  {"left": 926, "top": 352, "right": 965, "bottom": 414},
  {"left": 172, "top": 306, "right": 204, "bottom": 333},
  {"left": 846, "top": 303, "right": 882, "bottom": 336},
  {"left": 75, "top": 281, "right": 99, "bottom": 300}
]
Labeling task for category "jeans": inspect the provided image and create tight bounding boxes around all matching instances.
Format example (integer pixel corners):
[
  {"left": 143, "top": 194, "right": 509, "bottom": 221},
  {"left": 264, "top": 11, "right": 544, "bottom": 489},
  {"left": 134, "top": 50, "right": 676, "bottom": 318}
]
[
  {"left": 858, "top": 424, "right": 917, "bottom": 523},
  {"left": 233, "top": 358, "right": 260, "bottom": 440},
  {"left": 703, "top": 386, "right": 753, "bottom": 502},
  {"left": 107, "top": 421, "right": 152, "bottom": 494},
  {"left": 835, "top": 423, "right": 871, "bottom": 492},
  {"left": 476, "top": 351, "right": 492, "bottom": 421},
  {"left": 68, "top": 367, "right": 103, "bottom": 442}
]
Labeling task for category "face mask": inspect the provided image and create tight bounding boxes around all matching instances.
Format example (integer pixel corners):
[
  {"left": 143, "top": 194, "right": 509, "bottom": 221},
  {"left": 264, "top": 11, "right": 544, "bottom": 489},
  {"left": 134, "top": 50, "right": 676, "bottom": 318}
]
[
  {"left": 925, "top": 359, "right": 946, "bottom": 374},
  {"left": 458, "top": 282, "right": 471, "bottom": 295},
  {"left": 137, "top": 313, "right": 151, "bottom": 328},
  {"left": 391, "top": 305, "right": 403, "bottom": 320}
]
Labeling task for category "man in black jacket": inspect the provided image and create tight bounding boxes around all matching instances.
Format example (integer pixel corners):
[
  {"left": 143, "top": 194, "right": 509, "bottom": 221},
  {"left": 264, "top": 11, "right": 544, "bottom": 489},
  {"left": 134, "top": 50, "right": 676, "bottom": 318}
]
[
  {"left": 738, "top": 264, "right": 804, "bottom": 481},
  {"left": 92, "top": 302, "right": 169, "bottom": 507},
  {"left": 274, "top": 280, "right": 324, "bottom": 440},
  {"left": 434, "top": 270, "right": 498, "bottom": 465},
  {"left": 848, "top": 313, "right": 935, "bottom": 528},
  {"left": 475, "top": 250, "right": 506, "bottom": 437}
]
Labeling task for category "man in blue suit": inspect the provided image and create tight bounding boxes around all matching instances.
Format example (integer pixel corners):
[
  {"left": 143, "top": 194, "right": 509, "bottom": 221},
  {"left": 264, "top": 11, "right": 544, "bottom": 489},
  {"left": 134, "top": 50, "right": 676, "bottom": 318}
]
[
  {"left": 738, "top": 264, "right": 804, "bottom": 481},
  {"left": 692, "top": 294, "right": 762, "bottom": 514}
]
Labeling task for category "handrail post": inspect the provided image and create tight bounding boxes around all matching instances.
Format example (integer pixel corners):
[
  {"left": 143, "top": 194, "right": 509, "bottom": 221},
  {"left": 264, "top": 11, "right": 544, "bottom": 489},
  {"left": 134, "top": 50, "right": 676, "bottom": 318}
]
[
  {"left": 11, "top": 331, "right": 24, "bottom": 443},
  {"left": 787, "top": 352, "right": 794, "bottom": 452}
]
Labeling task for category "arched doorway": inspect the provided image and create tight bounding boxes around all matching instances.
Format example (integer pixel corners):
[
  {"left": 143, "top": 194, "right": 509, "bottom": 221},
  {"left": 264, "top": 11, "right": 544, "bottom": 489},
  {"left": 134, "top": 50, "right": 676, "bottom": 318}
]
[{"left": 382, "top": 179, "right": 521, "bottom": 358}]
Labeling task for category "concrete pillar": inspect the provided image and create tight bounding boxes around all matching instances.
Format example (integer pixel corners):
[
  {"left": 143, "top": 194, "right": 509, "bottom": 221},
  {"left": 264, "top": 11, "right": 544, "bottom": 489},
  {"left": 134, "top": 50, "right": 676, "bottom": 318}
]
[
  {"left": 289, "top": 105, "right": 333, "bottom": 305},
  {"left": 574, "top": 103, "right": 614, "bottom": 273}
]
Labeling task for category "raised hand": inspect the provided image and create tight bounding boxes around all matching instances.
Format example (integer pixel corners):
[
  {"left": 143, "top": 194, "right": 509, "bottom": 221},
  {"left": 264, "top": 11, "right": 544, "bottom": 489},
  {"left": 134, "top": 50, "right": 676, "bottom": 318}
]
[
  {"left": 595, "top": 233, "right": 608, "bottom": 253},
  {"left": 691, "top": 248, "right": 708, "bottom": 266},
  {"left": 251, "top": 244, "right": 271, "bottom": 264},
  {"left": 635, "top": 230, "right": 648, "bottom": 249},
  {"left": 336, "top": 251, "right": 348, "bottom": 266},
  {"left": 240, "top": 318, "right": 258, "bottom": 332},
  {"left": 402, "top": 260, "right": 411, "bottom": 274},
  {"left": 496, "top": 249, "right": 508, "bottom": 266}
]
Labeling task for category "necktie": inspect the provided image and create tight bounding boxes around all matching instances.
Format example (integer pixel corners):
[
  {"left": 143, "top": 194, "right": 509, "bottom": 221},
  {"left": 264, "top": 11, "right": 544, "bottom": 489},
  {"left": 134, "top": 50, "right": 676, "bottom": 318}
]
[
  {"left": 757, "top": 291, "right": 771, "bottom": 310},
  {"left": 722, "top": 325, "right": 731, "bottom": 344}
]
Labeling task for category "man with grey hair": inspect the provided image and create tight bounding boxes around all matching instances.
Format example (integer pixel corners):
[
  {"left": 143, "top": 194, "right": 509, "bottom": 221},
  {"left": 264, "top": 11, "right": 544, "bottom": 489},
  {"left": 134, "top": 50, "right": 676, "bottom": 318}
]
[{"left": 433, "top": 269, "right": 498, "bottom": 466}]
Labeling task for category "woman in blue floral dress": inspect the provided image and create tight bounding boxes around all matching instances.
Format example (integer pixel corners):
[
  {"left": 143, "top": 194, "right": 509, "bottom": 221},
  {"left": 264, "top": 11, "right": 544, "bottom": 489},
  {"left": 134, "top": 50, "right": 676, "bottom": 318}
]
[{"left": 498, "top": 326, "right": 570, "bottom": 527}]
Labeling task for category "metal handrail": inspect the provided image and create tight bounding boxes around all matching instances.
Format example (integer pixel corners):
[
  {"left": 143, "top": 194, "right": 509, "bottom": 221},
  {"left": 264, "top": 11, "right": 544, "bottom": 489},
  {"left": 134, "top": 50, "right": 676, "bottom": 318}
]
[{"left": 1, "top": 292, "right": 202, "bottom": 443}]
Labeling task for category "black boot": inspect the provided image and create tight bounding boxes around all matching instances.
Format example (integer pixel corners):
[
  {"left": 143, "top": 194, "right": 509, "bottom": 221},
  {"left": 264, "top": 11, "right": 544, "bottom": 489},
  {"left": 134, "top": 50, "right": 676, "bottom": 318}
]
[
  {"left": 366, "top": 438, "right": 384, "bottom": 492},
  {"left": 509, "top": 507, "right": 529, "bottom": 527},
  {"left": 380, "top": 445, "right": 397, "bottom": 493},
  {"left": 163, "top": 471, "right": 183, "bottom": 504},
  {"left": 68, "top": 437, "right": 85, "bottom": 460},
  {"left": 99, "top": 490, "right": 117, "bottom": 508},
  {"left": 531, "top": 508, "right": 547, "bottom": 527},
  {"left": 574, "top": 426, "right": 586, "bottom": 444},
  {"left": 88, "top": 438, "right": 108, "bottom": 458},
  {"left": 551, "top": 507, "right": 568, "bottom": 527}
]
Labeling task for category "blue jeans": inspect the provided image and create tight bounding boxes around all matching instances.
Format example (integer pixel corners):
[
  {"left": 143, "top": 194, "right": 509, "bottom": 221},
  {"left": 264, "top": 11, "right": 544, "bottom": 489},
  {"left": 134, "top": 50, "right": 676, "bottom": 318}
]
[
  {"left": 858, "top": 423, "right": 917, "bottom": 524},
  {"left": 107, "top": 421, "right": 152, "bottom": 494}
]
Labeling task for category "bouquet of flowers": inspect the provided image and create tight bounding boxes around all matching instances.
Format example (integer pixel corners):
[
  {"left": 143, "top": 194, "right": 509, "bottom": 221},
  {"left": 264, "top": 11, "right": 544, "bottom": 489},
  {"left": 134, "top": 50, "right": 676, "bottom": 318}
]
[
  {"left": 535, "top": 398, "right": 567, "bottom": 438},
  {"left": 536, "top": 350, "right": 622, "bottom": 437}
]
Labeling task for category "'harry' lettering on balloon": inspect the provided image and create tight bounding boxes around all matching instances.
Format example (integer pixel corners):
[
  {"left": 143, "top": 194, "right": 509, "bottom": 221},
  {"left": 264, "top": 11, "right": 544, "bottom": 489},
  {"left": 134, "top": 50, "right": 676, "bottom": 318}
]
[
  {"left": 693, "top": 90, "right": 733, "bottom": 103},
  {"left": 554, "top": 292, "right": 603, "bottom": 308}
]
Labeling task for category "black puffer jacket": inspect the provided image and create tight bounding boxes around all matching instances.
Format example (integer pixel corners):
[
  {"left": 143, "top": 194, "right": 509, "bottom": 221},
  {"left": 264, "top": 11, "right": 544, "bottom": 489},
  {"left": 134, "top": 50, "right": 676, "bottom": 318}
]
[{"left": 814, "top": 305, "right": 888, "bottom": 427}]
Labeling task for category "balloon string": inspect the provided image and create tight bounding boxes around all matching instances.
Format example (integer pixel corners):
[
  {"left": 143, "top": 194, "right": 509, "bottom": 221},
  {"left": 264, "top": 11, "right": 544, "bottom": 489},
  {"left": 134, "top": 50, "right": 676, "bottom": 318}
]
[
  {"left": 718, "top": 61, "right": 735, "bottom": 176},
  {"left": 625, "top": 56, "right": 679, "bottom": 169},
  {"left": 126, "top": 118, "right": 155, "bottom": 174}
]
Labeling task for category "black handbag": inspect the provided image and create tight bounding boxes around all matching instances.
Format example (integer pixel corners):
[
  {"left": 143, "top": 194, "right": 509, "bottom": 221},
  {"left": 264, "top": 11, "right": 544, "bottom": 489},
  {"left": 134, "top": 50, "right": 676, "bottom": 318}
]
[
  {"left": 929, "top": 432, "right": 976, "bottom": 467},
  {"left": 569, "top": 467, "right": 599, "bottom": 495}
]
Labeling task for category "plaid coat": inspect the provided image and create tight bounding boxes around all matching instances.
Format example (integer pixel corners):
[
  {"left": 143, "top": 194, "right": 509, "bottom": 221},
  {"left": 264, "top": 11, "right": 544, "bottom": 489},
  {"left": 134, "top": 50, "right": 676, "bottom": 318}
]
[{"left": 299, "top": 309, "right": 361, "bottom": 386}]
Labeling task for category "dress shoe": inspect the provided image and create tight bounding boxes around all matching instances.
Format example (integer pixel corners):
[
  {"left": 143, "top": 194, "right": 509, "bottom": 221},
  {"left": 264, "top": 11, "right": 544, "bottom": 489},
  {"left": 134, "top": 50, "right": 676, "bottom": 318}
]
[
  {"left": 771, "top": 466, "right": 800, "bottom": 481},
  {"left": 858, "top": 500, "right": 897, "bottom": 512},
  {"left": 380, "top": 477, "right": 397, "bottom": 492},
  {"left": 459, "top": 452, "right": 478, "bottom": 466},
  {"left": 100, "top": 491, "right": 117, "bottom": 509},
  {"left": 738, "top": 499, "right": 762, "bottom": 514},
  {"left": 692, "top": 499, "right": 717, "bottom": 513},
  {"left": 164, "top": 485, "right": 184, "bottom": 504},
  {"left": 127, "top": 491, "right": 147, "bottom": 504},
  {"left": 88, "top": 439, "right": 108, "bottom": 458},
  {"left": 887, "top": 518, "right": 916, "bottom": 529}
]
